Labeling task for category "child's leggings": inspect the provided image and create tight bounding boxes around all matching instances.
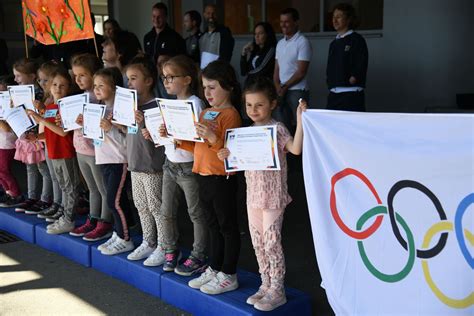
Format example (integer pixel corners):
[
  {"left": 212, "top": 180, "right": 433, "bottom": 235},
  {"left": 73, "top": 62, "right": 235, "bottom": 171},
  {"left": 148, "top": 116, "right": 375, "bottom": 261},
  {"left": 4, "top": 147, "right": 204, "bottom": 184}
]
[
  {"left": 247, "top": 208, "right": 285, "bottom": 292},
  {"left": 131, "top": 171, "right": 163, "bottom": 247}
]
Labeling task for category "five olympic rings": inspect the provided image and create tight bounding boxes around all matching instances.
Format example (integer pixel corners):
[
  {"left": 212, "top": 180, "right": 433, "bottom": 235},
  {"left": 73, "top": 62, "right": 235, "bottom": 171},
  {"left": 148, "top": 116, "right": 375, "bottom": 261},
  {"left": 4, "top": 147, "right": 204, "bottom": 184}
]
[{"left": 330, "top": 168, "right": 473, "bottom": 308}]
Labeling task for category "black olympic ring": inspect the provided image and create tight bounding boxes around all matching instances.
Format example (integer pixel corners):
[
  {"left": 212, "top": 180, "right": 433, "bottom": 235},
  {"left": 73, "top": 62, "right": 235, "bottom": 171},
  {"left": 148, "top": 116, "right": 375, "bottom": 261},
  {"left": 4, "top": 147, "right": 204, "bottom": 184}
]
[{"left": 387, "top": 180, "right": 448, "bottom": 259}]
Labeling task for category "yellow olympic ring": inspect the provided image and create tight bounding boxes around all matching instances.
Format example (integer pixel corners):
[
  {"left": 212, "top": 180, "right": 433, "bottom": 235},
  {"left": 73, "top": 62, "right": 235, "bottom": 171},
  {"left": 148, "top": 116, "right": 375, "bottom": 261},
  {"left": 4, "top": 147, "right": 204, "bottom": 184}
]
[{"left": 421, "top": 221, "right": 474, "bottom": 308}]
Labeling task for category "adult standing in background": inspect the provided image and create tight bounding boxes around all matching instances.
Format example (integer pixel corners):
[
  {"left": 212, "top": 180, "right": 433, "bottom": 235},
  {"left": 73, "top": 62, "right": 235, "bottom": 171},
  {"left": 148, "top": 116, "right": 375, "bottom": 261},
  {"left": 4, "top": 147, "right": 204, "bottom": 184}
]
[
  {"left": 103, "top": 19, "right": 122, "bottom": 40},
  {"left": 183, "top": 10, "right": 202, "bottom": 64},
  {"left": 326, "top": 3, "right": 368, "bottom": 111},
  {"left": 143, "top": 2, "right": 185, "bottom": 64},
  {"left": 240, "top": 22, "right": 277, "bottom": 84},
  {"left": 199, "top": 4, "right": 234, "bottom": 69},
  {"left": 273, "top": 8, "right": 312, "bottom": 129}
]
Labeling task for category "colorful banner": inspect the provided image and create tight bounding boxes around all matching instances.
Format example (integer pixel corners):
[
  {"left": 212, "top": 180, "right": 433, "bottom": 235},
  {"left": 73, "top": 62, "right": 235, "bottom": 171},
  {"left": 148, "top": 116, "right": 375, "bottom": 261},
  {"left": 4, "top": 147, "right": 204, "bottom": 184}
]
[
  {"left": 302, "top": 110, "right": 473, "bottom": 315},
  {"left": 22, "top": 0, "right": 94, "bottom": 45}
]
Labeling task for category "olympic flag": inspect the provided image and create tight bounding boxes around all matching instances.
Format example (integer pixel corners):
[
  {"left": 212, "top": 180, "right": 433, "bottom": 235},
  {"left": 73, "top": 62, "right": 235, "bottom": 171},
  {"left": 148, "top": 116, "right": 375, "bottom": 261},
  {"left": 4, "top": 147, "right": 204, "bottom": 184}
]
[{"left": 302, "top": 110, "right": 473, "bottom": 315}]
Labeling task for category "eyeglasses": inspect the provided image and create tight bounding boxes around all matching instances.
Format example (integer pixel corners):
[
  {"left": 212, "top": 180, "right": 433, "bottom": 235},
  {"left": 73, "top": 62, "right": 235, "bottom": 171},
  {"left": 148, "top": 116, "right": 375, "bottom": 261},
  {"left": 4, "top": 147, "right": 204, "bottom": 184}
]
[{"left": 160, "top": 75, "right": 184, "bottom": 83}]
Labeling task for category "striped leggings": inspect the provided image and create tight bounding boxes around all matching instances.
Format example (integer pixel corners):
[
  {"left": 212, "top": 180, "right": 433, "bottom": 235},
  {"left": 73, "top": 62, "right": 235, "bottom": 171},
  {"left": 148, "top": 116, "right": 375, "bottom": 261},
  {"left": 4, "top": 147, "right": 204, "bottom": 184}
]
[{"left": 101, "top": 163, "right": 132, "bottom": 240}]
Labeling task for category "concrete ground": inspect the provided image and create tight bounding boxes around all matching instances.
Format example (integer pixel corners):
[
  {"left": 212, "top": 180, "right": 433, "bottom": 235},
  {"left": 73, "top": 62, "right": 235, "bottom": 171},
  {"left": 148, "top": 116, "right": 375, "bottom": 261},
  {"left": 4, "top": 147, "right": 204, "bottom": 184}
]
[
  {"left": 0, "top": 240, "right": 189, "bottom": 315},
  {"left": 2, "top": 157, "right": 334, "bottom": 315}
]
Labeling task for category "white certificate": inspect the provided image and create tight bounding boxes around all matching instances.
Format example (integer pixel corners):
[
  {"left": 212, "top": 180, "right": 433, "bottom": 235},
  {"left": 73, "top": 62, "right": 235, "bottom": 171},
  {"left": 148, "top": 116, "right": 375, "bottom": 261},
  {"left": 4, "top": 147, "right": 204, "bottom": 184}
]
[
  {"left": 8, "top": 85, "right": 35, "bottom": 111},
  {"left": 0, "top": 91, "right": 11, "bottom": 119},
  {"left": 157, "top": 98, "right": 203, "bottom": 142},
  {"left": 224, "top": 125, "right": 280, "bottom": 172},
  {"left": 5, "top": 104, "right": 37, "bottom": 137},
  {"left": 200, "top": 51, "right": 219, "bottom": 69},
  {"left": 112, "top": 86, "right": 137, "bottom": 128},
  {"left": 58, "top": 93, "right": 89, "bottom": 131},
  {"left": 143, "top": 104, "right": 173, "bottom": 146},
  {"left": 82, "top": 103, "right": 106, "bottom": 141}
]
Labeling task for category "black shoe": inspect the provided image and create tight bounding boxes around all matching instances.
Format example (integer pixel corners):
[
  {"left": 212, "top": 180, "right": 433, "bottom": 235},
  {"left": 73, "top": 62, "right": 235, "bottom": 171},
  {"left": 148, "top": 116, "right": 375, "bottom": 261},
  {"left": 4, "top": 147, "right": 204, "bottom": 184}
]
[
  {"left": 37, "top": 203, "right": 61, "bottom": 218},
  {"left": 0, "top": 195, "right": 26, "bottom": 208},
  {"left": 45, "top": 208, "right": 64, "bottom": 223},
  {"left": 0, "top": 192, "right": 9, "bottom": 204},
  {"left": 163, "top": 249, "right": 181, "bottom": 272},
  {"left": 25, "top": 200, "right": 52, "bottom": 215},
  {"left": 14, "top": 198, "right": 38, "bottom": 212}
]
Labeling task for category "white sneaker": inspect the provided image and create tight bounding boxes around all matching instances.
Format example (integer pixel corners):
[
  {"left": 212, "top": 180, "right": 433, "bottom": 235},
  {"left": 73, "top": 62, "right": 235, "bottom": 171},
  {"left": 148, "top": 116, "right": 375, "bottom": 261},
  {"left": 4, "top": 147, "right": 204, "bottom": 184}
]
[
  {"left": 46, "top": 216, "right": 74, "bottom": 235},
  {"left": 188, "top": 266, "right": 217, "bottom": 289},
  {"left": 200, "top": 271, "right": 238, "bottom": 295},
  {"left": 127, "top": 241, "right": 156, "bottom": 260},
  {"left": 254, "top": 289, "right": 287, "bottom": 311},
  {"left": 98, "top": 232, "right": 117, "bottom": 251},
  {"left": 101, "top": 236, "right": 134, "bottom": 255},
  {"left": 143, "top": 247, "right": 165, "bottom": 266}
]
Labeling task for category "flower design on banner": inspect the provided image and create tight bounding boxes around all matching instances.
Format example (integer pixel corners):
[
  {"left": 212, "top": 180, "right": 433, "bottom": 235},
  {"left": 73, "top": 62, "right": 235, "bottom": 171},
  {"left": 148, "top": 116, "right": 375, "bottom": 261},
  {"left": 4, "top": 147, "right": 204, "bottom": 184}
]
[{"left": 22, "top": 0, "right": 94, "bottom": 45}]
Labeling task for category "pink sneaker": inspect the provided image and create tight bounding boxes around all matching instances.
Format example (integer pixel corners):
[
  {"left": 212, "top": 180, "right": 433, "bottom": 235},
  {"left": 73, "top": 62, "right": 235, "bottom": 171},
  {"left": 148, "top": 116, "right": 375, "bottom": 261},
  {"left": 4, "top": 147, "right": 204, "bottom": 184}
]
[
  {"left": 69, "top": 218, "right": 96, "bottom": 237},
  {"left": 83, "top": 221, "right": 113, "bottom": 241}
]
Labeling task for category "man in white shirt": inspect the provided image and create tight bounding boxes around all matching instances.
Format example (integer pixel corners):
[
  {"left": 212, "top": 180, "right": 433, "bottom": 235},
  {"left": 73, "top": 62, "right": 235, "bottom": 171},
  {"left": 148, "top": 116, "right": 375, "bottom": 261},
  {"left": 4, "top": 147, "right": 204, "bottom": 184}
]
[{"left": 273, "top": 8, "right": 312, "bottom": 129}]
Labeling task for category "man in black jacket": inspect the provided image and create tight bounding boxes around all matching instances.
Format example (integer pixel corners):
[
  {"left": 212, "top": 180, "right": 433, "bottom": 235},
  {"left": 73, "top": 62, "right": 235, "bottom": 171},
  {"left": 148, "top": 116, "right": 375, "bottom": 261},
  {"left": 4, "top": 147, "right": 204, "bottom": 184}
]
[
  {"left": 183, "top": 10, "right": 202, "bottom": 64},
  {"left": 143, "top": 2, "right": 186, "bottom": 64},
  {"left": 199, "top": 4, "right": 234, "bottom": 69}
]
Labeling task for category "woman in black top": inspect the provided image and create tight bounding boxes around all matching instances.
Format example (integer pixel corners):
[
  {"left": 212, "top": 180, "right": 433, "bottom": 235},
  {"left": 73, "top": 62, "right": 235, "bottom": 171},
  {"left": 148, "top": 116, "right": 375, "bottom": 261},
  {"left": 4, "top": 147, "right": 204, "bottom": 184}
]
[
  {"left": 326, "top": 3, "right": 368, "bottom": 111},
  {"left": 240, "top": 22, "right": 277, "bottom": 84}
]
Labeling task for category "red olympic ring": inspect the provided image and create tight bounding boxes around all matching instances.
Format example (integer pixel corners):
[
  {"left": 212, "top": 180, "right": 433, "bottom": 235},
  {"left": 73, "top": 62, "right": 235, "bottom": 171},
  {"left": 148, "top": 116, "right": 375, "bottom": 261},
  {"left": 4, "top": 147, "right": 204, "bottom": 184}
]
[{"left": 330, "top": 168, "right": 384, "bottom": 239}]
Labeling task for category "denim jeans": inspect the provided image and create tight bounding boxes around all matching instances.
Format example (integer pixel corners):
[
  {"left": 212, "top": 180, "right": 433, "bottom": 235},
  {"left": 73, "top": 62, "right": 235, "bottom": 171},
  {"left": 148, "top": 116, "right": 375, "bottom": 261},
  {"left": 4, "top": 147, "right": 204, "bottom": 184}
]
[
  {"left": 272, "top": 89, "right": 309, "bottom": 130},
  {"left": 160, "top": 159, "right": 207, "bottom": 260},
  {"left": 44, "top": 146, "right": 61, "bottom": 205},
  {"left": 51, "top": 158, "right": 78, "bottom": 221},
  {"left": 26, "top": 161, "right": 52, "bottom": 202}
]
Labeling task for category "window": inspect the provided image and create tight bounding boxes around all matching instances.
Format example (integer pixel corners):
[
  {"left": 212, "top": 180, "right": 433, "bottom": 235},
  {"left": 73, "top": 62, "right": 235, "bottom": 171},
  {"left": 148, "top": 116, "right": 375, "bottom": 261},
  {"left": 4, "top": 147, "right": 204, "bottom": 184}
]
[
  {"left": 94, "top": 15, "right": 109, "bottom": 35},
  {"left": 220, "top": 0, "right": 383, "bottom": 34},
  {"left": 266, "top": 0, "right": 321, "bottom": 33},
  {"left": 323, "top": 0, "right": 383, "bottom": 31}
]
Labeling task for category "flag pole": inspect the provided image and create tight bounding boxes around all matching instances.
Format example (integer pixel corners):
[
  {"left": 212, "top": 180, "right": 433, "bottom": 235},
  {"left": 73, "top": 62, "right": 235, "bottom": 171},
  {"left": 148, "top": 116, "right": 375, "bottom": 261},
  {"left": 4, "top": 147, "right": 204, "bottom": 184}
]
[
  {"left": 93, "top": 36, "right": 99, "bottom": 58},
  {"left": 22, "top": 12, "right": 29, "bottom": 58}
]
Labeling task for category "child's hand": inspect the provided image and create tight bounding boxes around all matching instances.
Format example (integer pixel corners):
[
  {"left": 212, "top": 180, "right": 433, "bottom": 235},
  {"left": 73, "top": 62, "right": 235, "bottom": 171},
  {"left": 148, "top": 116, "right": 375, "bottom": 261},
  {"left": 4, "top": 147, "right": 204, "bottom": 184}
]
[
  {"left": 0, "top": 120, "right": 9, "bottom": 131},
  {"left": 159, "top": 123, "right": 168, "bottom": 137},
  {"left": 296, "top": 98, "right": 308, "bottom": 122},
  {"left": 217, "top": 148, "right": 230, "bottom": 161},
  {"left": 141, "top": 128, "right": 152, "bottom": 141},
  {"left": 195, "top": 122, "right": 217, "bottom": 144},
  {"left": 76, "top": 114, "right": 84, "bottom": 126},
  {"left": 55, "top": 113, "right": 62, "bottom": 127},
  {"left": 33, "top": 100, "right": 45, "bottom": 112},
  {"left": 135, "top": 110, "right": 144, "bottom": 124},
  {"left": 27, "top": 109, "right": 42, "bottom": 123},
  {"left": 100, "top": 117, "right": 113, "bottom": 132},
  {"left": 25, "top": 133, "right": 38, "bottom": 142}
]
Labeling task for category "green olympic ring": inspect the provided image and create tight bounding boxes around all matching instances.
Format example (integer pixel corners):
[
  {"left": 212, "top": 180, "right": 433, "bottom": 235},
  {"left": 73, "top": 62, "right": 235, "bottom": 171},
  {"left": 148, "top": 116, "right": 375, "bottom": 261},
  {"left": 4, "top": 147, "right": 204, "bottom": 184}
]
[{"left": 356, "top": 206, "right": 416, "bottom": 282}]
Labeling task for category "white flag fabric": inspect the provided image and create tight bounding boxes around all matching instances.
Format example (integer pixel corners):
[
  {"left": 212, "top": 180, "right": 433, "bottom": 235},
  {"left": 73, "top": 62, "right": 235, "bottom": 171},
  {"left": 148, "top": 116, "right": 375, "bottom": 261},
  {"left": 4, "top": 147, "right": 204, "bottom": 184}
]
[{"left": 302, "top": 110, "right": 473, "bottom": 315}]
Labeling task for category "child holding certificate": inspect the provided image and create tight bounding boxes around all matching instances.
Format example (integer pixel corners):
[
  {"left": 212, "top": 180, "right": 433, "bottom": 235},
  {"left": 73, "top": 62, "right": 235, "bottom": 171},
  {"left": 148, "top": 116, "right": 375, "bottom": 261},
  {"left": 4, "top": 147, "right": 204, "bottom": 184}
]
[
  {"left": 178, "top": 60, "right": 242, "bottom": 295},
  {"left": 67, "top": 54, "right": 113, "bottom": 241},
  {"left": 85, "top": 67, "right": 133, "bottom": 254},
  {"left": 217, "top": 77, "right": 306, "bottom": 311},
  {"left": 28, "top": 68, "right": 78, "bottom": 235},
  {"left": 27, "top": 61, "right": 63, "bottom": 217},
  {"left": 148, "top": 55, "right": 207, "bottom": 274},
  {"left": 116, "top": 57, "right": 166, "bottom": 263},
  {"left": 7, "top": 59, "right": 53, "bottom": 212}
]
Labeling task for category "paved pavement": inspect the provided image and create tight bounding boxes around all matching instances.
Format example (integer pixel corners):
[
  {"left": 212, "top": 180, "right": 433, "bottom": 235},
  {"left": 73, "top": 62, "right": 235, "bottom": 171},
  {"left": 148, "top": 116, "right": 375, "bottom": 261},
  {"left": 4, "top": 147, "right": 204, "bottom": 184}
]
[{"left": 0, "top": 239, "right": 189, "bottom": 315}]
